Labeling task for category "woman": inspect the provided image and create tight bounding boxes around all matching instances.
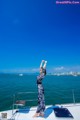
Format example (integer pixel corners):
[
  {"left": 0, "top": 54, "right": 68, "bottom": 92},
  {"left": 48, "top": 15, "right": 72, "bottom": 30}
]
[{"left": 33, "top": 60, "right": 47, "bottom": 117}]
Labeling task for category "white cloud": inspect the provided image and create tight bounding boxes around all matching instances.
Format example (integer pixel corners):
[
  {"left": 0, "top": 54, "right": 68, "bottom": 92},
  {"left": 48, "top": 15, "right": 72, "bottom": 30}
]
[
  {"left": 54, "top": 66, "right": 65, "bottom": 71},
  {"left": 0, "top": 66, "right": 80, "bottom": 74},
  {"left": 51, "top": 66, "right": 80, "bottom": 73},
  {"left": 67, "top": 66, "right": 80, "bottom": 72},
  {"left": 31, "top": 68, "right": 39, "bottom": 72},
  {"left": 0, "top": 68, "right": 39, "bottom": 73}
]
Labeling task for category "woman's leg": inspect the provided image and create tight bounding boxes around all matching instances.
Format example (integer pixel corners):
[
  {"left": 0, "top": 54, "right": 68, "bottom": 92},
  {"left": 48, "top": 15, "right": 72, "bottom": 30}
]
[
  {"left": 39, "top": 93, "right": 45, "bottom": 116},
  {"left": 33, "top": 85, "right": 45, "bottom": 117},
  {"left": 33, "top": 85, "right": 42, "bottom": 117},
  {"left": 36, "top": 85, "right": 45, "bottom": 115}
]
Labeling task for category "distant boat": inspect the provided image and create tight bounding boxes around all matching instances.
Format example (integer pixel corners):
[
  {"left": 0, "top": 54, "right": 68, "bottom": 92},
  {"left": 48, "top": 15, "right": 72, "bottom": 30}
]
[
  {"left": 73, "top": 74, "right": 77, "bottom": 77},
  {"left": 19, "top": 74, "right": 23, "bottom": 76}
]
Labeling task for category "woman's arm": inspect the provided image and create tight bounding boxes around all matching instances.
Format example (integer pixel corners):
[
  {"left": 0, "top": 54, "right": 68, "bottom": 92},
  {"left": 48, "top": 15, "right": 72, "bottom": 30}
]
[
  {"left": 43, "top": 61, "right": 47, "bottom": 69},
  {"left": 40, "top": 60, "right": 45, "bottom": 68},
  {"left": 40, "top": 60, "right": 47, "bottom": 69}
]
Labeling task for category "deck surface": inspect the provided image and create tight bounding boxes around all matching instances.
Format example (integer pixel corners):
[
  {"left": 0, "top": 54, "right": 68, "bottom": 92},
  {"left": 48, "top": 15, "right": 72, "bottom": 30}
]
[{"left": 0, "top": 104, "right": 80, "bottom": 120}]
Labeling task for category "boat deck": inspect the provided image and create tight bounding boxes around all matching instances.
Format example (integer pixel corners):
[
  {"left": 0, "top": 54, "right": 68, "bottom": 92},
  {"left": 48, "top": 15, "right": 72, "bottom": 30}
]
[{"left": 0, "top": 103, "right": 80, "bottom": 120}]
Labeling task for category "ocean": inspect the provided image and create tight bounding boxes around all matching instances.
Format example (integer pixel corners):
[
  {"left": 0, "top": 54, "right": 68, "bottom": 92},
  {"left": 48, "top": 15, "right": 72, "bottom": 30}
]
[{"left": 0, "top": 74, "right": 80, "bottom": 111}]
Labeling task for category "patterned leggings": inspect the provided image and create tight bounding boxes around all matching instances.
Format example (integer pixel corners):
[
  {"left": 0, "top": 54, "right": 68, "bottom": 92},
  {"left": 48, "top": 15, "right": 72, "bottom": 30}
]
[{"left": 36, "top": 84, "right": 45, "bottom": 113}]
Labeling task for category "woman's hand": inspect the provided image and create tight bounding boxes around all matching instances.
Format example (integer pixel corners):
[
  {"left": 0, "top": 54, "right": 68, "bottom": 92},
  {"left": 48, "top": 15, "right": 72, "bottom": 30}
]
[{"left": 42, "top": 60, "right": 45, "bottom": 63}]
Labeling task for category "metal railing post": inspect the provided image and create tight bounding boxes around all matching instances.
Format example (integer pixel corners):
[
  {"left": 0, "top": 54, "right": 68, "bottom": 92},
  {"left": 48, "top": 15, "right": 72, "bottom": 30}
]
[
  {"left": 72, "top": 89, "right": 75, "bottom": 104},
  {"left": 12, "top": 94, "right": 15, "bottom": 115}
]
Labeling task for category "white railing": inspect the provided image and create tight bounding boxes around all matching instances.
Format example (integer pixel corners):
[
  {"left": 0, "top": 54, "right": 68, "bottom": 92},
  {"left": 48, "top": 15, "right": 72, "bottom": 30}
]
[{"left": 12, "top": 89, "right": 80, "bottom": 107}]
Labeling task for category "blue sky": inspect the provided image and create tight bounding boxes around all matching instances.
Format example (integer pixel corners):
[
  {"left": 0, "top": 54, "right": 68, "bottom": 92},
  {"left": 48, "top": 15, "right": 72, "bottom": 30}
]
[{"left": 0, "top": 0, "right": 80, "bottom": 73}]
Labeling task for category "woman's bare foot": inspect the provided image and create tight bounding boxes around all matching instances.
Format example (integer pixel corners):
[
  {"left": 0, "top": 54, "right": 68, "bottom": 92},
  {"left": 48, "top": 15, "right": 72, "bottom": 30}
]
[
  {"left": 40, "top": 113, "right": 44, "bottom": 117},
  {"left": 33, "top": 113, "right": 40, "bottom": 117}
]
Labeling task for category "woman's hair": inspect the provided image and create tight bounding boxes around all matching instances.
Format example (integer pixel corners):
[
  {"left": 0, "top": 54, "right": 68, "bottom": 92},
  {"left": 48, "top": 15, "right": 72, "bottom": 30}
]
[
  {"left": 43, "top": 69, "right": 46, "bottom": 75},
  {"left": 41, "top": 67, "right": 46, "bottom": 75}
]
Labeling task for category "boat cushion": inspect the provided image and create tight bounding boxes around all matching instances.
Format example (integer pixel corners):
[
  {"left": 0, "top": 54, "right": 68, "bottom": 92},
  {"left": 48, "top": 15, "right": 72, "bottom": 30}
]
[{"left": 53, "top": 107, "right": 73, "bottom": 118}]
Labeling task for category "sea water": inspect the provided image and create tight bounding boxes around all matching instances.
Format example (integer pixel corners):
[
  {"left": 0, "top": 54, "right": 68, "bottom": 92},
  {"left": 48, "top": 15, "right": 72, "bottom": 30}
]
[{"left": 0, "top": 74, "right": 80, "bottom": 111}]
